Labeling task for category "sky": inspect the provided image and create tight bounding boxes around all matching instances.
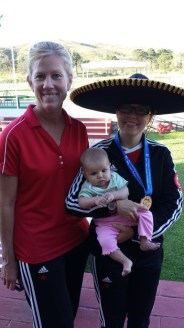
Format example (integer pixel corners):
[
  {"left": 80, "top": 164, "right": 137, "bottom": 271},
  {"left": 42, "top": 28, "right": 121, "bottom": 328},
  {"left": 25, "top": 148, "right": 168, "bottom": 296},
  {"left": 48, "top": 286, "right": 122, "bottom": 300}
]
[{"left": 1, "top": 0, "right": 184, "bottom": 51}]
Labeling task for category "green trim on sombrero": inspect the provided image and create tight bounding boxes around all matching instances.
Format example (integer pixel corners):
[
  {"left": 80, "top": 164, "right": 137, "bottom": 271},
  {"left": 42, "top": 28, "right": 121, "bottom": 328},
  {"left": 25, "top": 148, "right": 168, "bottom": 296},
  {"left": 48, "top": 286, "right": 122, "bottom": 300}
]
[{"left": 70, "top": 78, "right": 184, "bottom": 115}]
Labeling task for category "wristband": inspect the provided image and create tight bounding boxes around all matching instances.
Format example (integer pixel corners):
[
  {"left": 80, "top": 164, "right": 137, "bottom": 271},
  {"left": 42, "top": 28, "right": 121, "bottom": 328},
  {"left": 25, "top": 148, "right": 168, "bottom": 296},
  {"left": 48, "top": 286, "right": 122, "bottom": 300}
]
[{"left": 108, "top": 200, "right": 117, "bottom": 215}]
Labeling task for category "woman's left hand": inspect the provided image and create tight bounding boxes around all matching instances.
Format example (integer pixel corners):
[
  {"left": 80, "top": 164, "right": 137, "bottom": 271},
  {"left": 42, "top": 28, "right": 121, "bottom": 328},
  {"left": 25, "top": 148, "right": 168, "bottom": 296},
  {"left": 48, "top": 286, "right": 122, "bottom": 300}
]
[{"left": 117, "top": 199, "right": 147, "bottom": 222}]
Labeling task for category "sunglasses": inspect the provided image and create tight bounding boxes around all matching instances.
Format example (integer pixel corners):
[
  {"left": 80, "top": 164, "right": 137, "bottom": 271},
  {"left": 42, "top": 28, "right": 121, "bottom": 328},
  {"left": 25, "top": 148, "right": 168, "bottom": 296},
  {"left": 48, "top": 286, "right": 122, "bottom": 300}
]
[{"left": 118, "top": 106, "right": 152, "bottom": 116}]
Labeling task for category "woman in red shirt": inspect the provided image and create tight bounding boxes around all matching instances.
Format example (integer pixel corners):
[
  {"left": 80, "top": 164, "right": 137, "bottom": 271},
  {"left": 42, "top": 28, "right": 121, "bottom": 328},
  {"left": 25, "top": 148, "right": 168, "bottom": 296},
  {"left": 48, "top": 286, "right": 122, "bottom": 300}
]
[{"left": 0, "top": 41, "right": 89, "bottom": 328}]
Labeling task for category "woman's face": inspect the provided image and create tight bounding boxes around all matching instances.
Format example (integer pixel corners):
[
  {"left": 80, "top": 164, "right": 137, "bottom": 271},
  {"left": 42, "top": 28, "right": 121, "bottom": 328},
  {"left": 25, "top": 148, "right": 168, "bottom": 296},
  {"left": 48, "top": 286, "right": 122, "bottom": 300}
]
[
  {"left": 27, "top": 55, "right": 72, "bottom": 112},
  {"left": 116, "top": 104, "right": 153, "bottom": 137}
]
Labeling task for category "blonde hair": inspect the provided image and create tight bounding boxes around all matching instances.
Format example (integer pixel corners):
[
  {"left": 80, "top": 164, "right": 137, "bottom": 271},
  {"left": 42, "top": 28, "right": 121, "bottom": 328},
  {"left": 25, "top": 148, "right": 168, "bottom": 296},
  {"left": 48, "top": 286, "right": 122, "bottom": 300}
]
[{"left": 28, "top": 40, "right": 73, "bottom": 78}]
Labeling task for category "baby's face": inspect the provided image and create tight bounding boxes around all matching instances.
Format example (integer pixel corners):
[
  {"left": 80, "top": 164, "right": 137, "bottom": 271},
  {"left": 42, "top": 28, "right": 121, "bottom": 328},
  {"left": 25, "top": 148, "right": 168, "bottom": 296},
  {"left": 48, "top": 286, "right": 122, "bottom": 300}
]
[{"left": 83, "top": 157, "right": 111, "bottom": 188}]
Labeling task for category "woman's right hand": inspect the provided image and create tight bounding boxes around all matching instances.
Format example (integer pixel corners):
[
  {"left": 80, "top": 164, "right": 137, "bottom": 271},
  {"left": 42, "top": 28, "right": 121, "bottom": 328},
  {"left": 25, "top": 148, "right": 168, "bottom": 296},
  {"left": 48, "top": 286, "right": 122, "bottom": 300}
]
[
  {"left": 1, "top": 257, "right": 19, "bottom": 290},
  {"left": 117, "top": 199, "right": 147, "bottom": 223}
]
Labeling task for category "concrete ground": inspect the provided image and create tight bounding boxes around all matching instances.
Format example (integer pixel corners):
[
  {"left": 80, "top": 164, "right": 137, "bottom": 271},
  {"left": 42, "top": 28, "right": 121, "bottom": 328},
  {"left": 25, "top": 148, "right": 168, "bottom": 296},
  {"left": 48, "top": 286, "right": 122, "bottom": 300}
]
[{"left": 0, "top": 271, "right": 184, "bottom": 328}]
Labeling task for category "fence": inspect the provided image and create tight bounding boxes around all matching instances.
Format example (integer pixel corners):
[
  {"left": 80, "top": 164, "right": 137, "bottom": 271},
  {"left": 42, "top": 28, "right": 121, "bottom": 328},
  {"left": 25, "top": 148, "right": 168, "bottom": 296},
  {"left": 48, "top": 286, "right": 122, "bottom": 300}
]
[
  {"left": 0, "top": 95, "right": 35, "bottom": 109},
  {"left": 77, "top": 117, "right": 112, "bottom": 139},
  {"left": 0, "top": 116, "right": 113, "bottom": 140}
]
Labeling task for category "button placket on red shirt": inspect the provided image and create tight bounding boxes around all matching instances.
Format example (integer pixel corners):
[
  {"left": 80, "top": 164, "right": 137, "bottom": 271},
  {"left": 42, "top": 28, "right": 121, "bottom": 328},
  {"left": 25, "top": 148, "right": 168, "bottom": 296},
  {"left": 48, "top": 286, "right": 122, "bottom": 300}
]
[{"left": 59, "top": 154, "right": 64, "bottom": 165}]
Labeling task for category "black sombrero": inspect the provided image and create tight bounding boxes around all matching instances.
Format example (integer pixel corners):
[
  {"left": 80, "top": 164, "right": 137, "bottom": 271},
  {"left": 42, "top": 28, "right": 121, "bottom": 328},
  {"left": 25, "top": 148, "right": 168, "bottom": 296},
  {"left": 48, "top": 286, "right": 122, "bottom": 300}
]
[{"left": 70, "top": 73, "right": 184, "bottom": 115}]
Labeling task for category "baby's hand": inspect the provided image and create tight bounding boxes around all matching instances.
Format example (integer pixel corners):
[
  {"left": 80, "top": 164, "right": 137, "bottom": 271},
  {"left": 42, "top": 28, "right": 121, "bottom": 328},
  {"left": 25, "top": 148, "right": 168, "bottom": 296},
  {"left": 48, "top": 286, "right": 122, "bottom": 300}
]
[
  {"left": 94, "top": 196, "right": 108, "bottom": 207},
  {"left": 103, "top": 192, "right": 115, "bottom": 204}
]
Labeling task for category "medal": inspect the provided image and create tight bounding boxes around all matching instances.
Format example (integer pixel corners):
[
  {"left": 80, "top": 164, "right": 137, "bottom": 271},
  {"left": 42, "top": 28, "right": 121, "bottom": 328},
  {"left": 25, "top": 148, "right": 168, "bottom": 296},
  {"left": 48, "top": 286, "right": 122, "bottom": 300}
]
[
  {"left": 140, "top": 195, "right": 152, "bottom": 209},
  {"left": 114, "top": 133, "right": 153, "bottom": 205}
]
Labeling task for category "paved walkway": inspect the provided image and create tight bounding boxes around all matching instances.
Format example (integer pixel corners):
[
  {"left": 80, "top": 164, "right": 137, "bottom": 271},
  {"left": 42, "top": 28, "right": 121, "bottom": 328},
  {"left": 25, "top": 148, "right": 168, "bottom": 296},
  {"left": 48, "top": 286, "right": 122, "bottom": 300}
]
[{"left": 0, "top": 272, "right": 184, "bottom": 328}]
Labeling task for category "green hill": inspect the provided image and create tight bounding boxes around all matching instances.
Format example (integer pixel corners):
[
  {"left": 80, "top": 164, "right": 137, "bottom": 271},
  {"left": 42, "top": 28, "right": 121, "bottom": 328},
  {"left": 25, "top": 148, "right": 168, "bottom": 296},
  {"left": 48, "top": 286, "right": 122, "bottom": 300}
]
[{"left": 1, "top": 39, "right": 184, "bottom": 87}]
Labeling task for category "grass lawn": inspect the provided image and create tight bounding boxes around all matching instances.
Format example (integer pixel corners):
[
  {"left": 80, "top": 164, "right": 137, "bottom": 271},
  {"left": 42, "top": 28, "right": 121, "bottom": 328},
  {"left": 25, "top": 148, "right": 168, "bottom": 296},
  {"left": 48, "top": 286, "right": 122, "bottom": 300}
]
[
  {"left": 86, "top": 131, "right": 184, "bottom": 282},
  {"left": 147, "top": 131, "right": 184, "bottom": 282}
]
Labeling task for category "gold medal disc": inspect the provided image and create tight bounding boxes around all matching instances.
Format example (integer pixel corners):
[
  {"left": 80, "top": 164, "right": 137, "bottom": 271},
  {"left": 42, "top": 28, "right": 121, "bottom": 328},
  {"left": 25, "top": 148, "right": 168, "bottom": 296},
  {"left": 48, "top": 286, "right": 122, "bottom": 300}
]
[{"left": 140, "top": 195, "right": 152, "bottom": 209}]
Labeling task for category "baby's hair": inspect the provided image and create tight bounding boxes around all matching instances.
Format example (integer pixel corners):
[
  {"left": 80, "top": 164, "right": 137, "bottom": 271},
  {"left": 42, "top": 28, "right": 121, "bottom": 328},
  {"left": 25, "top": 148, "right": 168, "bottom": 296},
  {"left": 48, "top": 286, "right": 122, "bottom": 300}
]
[{"left": 80, "top": 148, "right": 109, "bottom": 168}]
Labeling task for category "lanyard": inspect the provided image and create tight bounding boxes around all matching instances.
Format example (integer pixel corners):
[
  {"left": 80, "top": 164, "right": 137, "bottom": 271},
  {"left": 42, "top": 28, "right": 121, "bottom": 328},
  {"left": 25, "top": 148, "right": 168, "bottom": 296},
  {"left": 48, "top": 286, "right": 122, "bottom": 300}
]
[{"left": 114, "top": 132, "right": 153, "bottom": 196}]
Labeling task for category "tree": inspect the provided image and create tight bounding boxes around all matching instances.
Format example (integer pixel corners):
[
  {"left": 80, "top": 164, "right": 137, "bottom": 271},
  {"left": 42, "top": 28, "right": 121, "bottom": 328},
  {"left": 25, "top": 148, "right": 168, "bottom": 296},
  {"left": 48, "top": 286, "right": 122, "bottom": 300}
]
[
  {"left": 147, "top": 48, "right": 158, "bottom": 70},
  {"left": 0, "top": 14, "right": 3, "bottom": 27},
  {"left": 133, "top": 49, "right": 148, "bottom": 61},
  {"left": 72, "top": 51, "right": 82, "bottom": 76},
  {"left": 0, "top": 48, "right": 15, "bottom": 72},
  {"left": 16, "top": 47, "right": 28, "bottom": 74},
  {"left": 157, "top": 49, "right": 173, "bottom": 72},
  {"left": 106, "top": 55, "right": 119, "bottom": 60},
  {"left": 177, "top": 52, "right": 184, "bottom": 69}
]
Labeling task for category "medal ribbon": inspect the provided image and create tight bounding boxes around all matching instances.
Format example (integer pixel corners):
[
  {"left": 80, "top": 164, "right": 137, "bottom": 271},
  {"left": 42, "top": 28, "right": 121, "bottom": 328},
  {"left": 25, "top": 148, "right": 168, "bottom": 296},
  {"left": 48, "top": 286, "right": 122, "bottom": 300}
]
[{"left": 114, "top": 132, "right": 153, "bottom": 195}]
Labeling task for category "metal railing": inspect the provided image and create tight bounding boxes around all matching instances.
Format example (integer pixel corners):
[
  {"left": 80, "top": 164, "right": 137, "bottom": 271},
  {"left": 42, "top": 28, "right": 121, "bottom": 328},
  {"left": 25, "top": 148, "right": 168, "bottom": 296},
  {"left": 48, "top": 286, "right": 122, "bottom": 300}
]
[{"left": 0, "top": 95, "right": 35, "bottom": 109}]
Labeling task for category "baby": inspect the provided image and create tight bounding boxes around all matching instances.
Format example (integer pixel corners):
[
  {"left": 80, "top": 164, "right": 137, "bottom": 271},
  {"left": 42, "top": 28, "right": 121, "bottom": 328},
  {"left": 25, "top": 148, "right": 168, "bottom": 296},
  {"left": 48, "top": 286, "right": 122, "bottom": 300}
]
[{"left": 78, "top": 148, "right": 160, "bottom": 276}]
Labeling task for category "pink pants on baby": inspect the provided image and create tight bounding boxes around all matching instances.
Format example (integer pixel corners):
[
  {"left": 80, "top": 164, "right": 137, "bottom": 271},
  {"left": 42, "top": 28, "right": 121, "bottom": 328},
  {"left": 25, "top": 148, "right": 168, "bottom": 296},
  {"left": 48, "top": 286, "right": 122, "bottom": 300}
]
[{"left": 94, "top": 209, "right": 153, "bottom": 255}]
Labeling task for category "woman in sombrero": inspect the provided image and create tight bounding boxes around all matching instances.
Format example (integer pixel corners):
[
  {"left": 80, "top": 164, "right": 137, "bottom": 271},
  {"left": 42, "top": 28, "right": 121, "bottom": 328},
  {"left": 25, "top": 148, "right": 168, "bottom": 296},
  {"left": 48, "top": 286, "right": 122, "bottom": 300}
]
[{"left": 66, "top": 73, "right": 183, "bottom": 328}]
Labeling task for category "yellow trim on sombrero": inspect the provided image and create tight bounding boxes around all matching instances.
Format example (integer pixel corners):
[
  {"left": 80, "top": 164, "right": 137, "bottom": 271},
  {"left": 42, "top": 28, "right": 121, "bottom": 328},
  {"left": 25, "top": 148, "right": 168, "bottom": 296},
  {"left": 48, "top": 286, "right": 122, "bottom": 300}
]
[
  {"left": 147, "top": 81, "right": 152, "bottom": 88},
  {"left": 163, "top": 84, "right": 168, "bottom": 91},
  {"left": 142, "top": 79, "right": 147, "bottom": 86},
  {"left": 120, "top": 79, "right": 126, "bottom": 85},
  {"left": 177, "top": 89, "right": 182, "bottom": 95},
  {"left": 173, "top": 87, "right": 179, "bottom": 93},
  {"left": 70, "top": 78, "right": 184, "bottom": 101},
  {"left": 126, "top": 79, "right": 131, "bottom": 86}
]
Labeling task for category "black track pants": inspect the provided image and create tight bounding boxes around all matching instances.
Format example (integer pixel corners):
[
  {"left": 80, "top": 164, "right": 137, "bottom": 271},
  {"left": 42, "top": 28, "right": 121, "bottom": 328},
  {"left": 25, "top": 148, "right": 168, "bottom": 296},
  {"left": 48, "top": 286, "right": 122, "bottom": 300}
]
[
  {"left": 91, "top": 241, "right": 163, "bottom": 328},
  {"left": 19, "top": 239, "right": 89, "bottom": 328}
]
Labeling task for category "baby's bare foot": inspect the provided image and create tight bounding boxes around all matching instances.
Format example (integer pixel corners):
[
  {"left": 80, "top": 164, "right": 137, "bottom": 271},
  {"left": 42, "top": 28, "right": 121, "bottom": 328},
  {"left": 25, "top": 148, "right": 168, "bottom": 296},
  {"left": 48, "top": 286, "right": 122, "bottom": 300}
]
[
  {"left": 122, "top": 259, "right": 133, "bottom": 276},
  {"left": 140, "top": 240, "right": 160, "bottom": 251}
]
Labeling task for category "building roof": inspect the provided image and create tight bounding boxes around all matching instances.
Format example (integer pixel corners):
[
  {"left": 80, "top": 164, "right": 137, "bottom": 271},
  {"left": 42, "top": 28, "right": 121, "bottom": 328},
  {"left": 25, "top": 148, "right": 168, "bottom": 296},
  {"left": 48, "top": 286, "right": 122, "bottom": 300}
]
[{"left": 81, "top": 59, "right": 148, "bottom": 71}]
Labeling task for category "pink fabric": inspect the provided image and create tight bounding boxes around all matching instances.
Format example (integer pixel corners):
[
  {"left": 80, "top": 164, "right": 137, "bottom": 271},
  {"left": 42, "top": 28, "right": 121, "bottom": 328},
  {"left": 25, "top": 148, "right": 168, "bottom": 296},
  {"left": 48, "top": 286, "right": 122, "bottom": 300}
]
[
  {"left": 137, "top": 210, "right": 153, "bottom": 241},
  {"left": 94, "top": 210, "right": 153, "bottom": 255}
]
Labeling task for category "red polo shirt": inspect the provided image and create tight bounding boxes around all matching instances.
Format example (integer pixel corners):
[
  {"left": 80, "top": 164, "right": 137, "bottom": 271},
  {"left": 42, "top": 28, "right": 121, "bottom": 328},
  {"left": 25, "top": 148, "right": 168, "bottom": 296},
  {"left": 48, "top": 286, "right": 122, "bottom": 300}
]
[{"left": 0, "top": 105, "right": 89, "bottom": 263}]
